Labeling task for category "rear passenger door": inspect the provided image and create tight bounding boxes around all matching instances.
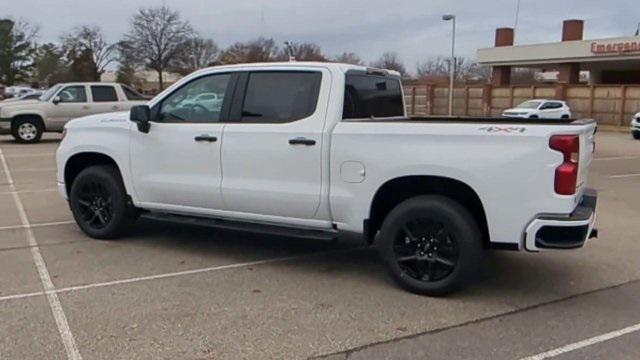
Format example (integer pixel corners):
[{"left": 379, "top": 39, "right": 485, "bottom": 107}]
[
  {"left": 90, "top": 85, "right": 122, "bottom": 113},
  {"left": 539, "top": 101, "right": 564, "bottom": 119},
  {"left": 220, "top": 70, "right": 327, "bottom": 220}
]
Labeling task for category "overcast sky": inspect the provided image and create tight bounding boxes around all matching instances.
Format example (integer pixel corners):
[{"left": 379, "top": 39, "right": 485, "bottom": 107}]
[{"left": 2, "top": 0, "right": 639, "bottom": 73}]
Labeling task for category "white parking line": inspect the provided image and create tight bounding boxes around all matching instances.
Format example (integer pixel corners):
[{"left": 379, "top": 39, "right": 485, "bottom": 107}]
[
  {"left": 0, "top": 248, "right": 361, "bottom": 304},
  {"left": 0, "top": 188, "right": 57, "bottom": 195},
  {"left": 594, "top": 156, "right": 640, "bottom": 161},
  {"left": 520, "top": 323, "right": 640, "bottom": 360},
  {"left": 0, "top": 221, "right": 75, "bottom": 232},
  {"left": 0, "top": 149, "right": 82, "bottom": 360},
  {"left": 609, "top": 173, "right": 640, "bottom": 179},
  {"left": 3, "top": 153, "right": 55, "bottom": 158},
  {"left": 8, "top": 167, "right": 57, "bottom": 173}
]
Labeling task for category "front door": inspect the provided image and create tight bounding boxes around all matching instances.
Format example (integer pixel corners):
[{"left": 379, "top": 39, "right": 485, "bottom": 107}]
[
  {"left": 539, "top": 101, "right": 564, "bottom": 119},
  {"left": 49, "top": 85, "right": 93, "bottom": 130},
  {"left": 221, "top": 70, "right": 327, "bottom": 219},
  {"left": 130, "top": 72, "right": 234, "bottom": 210}
]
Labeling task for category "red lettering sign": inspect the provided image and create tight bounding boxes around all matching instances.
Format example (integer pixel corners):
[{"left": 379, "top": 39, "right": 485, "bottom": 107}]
[{"left": 591, "top": 41, "right": 640, "bottom": 54}]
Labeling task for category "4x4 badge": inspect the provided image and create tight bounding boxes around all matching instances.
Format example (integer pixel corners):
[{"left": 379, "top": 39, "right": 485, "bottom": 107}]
[{"left": 479, "top": 126, "right": 526, "bottom": 133}]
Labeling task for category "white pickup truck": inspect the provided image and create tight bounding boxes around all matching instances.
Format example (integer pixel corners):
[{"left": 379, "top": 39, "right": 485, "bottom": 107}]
[
  {"left": 0, "top": 82, "right": 147, "bottom": 143},
  {"left": 56, "top": 63, "right": 598, "bottom": 295}
]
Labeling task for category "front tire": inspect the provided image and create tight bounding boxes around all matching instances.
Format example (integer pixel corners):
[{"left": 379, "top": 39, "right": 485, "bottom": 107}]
[
  {"left": 11, "top": 117, "right": 43, "bottom": 143},
  {"left": 378, "top": 196, "right": 484, "bottom": 296},
  {"left": 633, "top": 131, "right": 640, "bottom": 140},
  {"left": 69, "top": 165, "right": 136, "bottom": 240}
]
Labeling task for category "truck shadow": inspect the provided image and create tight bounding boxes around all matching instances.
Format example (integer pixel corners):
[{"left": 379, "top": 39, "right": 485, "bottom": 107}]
[{"left": 109, "top": 218, "right": 590, "bottom": 300}]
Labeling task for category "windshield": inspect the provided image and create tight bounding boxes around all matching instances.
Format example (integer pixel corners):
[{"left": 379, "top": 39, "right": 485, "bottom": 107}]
[
  {"left": 40, "top": 84, "right": 62, "bottom": 101},
  {"left": 516, "top": 101, "right": 542, "bottom": 109}
]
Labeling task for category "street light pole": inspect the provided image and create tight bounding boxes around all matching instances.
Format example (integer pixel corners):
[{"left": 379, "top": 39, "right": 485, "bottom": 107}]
[{"left": 442, "top": 14, "right": 456, "bottom": 116}]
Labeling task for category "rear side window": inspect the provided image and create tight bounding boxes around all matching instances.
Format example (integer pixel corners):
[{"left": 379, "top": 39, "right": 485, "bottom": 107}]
[
  {"left": 91, "top": 86, "right": 118, "bottom": 102},
  {"left": 343, "top": 74, "right": 404, "bottom": 119},
  {"left": 123, "top": 86, "right": 146, "bottom": 101},
  {"left": 542, "top": 102, "right": 563, "bottom": 110},
  {"left": 241, "top": 72, "right": 322, "bottom": 123}
]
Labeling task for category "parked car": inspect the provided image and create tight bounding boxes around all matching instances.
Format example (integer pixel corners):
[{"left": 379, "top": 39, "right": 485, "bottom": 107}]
[
  {"left": 4, "top": 86, "right": 35, "bottom": 99},
  {"left": 182, "top": 92, "right": 223, "bottom": 112},
  {"left": 502, "top": 100, "right": 572, "bottom": 119},
  {"left": 1, "top": 90, "right": 44, "bottom": 103},
  {"left": 0, "top": 82, "right": 147, "bottom": 143},
  {"left": 631, "top": 112, "right": 640, "bottom": 139},
  {"left": 56, "top": 63, "right": 598, "bottom": 296}
]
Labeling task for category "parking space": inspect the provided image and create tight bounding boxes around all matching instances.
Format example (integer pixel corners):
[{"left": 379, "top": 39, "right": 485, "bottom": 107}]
[{"left": 1, "top": 131, "right": 640, "bottom": 359}]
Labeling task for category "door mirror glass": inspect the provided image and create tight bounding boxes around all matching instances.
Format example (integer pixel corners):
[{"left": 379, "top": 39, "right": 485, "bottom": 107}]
[{"left": 130, "top": 105, "right": 151, "bottom": 133}]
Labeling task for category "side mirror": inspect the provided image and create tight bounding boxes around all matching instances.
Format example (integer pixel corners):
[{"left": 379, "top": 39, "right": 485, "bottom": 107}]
[
  {"left": 130, "top": 105, "right": 151, "bottom": 133},
  {"left": 52, "top": 96, "right": 61, "bottom": 105}
]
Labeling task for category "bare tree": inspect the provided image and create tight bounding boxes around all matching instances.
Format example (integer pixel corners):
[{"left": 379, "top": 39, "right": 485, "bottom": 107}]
[
  {"left": 62, "top": 26, "right": 116, "bottom": 81},
  {"left": 0, "top": 18, "right": 38, "bottom": 86},
  {"left": 218, "top": 37, "right": 279, "bottom": 65},
  {"left": 333, "top": 52, "right": 364, "bottom": 65},
  {"left": 173, "top": 36, "right": 219, "bottom": 75},
  {"left": 370, "top": 52, "right": 407, "bottom": 76},
  {"left": 278, "top": 42, "right": 326, "bottom": 61},
  {"left": 122, "top": 5, "right": 194, "bottom": 89},
  {"left": 417, "top": 56, "right": 490, "bottom": 83},
  {"left": 416, "top": 56, "right": 449, "bottom": 79}
]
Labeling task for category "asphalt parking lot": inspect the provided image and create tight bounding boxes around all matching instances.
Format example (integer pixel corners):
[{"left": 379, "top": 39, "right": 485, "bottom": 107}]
[{"left": 1, "top": 131, "right": 640, "bottom": 360}]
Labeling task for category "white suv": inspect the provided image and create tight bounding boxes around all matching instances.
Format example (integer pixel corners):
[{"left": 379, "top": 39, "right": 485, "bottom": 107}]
[
  {"left": 503, "top": 100, "right": 572, "bottom": 119},
  {"left": 632, "top": 112, "right": 640, "bottom": 140}
]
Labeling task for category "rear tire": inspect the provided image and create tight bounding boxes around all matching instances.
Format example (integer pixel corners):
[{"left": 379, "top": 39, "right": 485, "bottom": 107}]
[
  {"left": 11, "top": 117, "right": 43, "bottom": 143},
  {"left": 529, "top": 115, "right": 539, "bottom": 119},
  {"left": 378, "top": 195, "right": 484, "bottom": 296},
  {"left": 69, "top": 165, "right": 136, "bottom": 240},
  {"left": 633, "top": 132, "right": 640, "bottom": 140}
]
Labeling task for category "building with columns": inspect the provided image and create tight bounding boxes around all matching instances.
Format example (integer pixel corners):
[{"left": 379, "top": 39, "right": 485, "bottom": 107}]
[{"left": 478, "top": 20, "right": 640, "bottom": 86}]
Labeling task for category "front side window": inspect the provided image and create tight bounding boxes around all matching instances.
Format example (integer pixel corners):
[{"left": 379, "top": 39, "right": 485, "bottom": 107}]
[
  {"left": 158, "top": 74, "right": 231, "bottom": 123},
  {"left": 41, "top": 84, "right": 62, "bottom": 101},
  {"left": 91, "top": 86, "right": 118, "bottom": 102},
  {"left": 343, "top": 74, "right": 404, "bottom": 119},
  {"left": 58, "top": 86, "right": 87, "bottom": 103},
  {"left": 241, "top": 72, "right": 322, "bottom": 123}
]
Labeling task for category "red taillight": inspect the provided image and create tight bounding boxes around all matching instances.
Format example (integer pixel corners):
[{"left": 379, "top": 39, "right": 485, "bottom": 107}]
[{"left": 550, "top": 135, "right": 580, "bottom": 195}]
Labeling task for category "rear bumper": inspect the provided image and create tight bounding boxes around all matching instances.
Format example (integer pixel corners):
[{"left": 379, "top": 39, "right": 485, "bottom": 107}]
[{"left": 524, "top": 188, "right": 598, "bottom": 251}]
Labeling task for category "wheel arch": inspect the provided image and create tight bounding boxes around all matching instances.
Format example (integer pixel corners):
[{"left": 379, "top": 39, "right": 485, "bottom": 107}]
[
  {"left": 12, "top": 114, "right": 46, "bottom": 131},
  {"left": 64, "top": 152, "right": 126, "bottom": 196},
  {"left": 366, "top": 175, "right": 490, "bottom": 248}
]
